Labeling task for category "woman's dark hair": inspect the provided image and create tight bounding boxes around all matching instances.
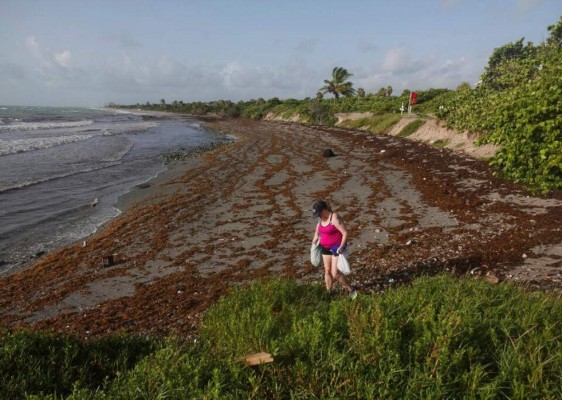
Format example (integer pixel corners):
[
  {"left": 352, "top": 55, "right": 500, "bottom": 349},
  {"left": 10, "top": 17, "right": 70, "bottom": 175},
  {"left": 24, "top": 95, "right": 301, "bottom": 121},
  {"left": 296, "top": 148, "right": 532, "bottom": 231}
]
[{"left": 312, "top": 200, "right": 330, "bottom": 217}]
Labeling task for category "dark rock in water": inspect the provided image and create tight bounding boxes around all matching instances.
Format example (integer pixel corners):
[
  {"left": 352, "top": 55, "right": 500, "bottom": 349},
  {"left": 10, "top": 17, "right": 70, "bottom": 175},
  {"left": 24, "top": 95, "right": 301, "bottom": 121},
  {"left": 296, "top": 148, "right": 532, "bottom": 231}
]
[
  {"left": 136, "top": 183, "right": 151, "bottom": 189},
  {"left": 323, "top": 149, "right": 336, "bottom": 157}
]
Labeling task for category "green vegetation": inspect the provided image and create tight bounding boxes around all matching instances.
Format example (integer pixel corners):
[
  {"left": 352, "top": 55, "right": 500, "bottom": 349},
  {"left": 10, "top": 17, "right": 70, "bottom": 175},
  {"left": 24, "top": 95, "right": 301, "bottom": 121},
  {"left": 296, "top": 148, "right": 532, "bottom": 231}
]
[
  {"left": 436, "top": 16, "right": 562, "bottom": 193},
  {"left": 111, "top": 15, "right": 562, "bottom": 192},
  {"left": 340, "top": 114, "right": 402, "bottom": 134},
  {"left": 432, "top": 139, "right": 450, "bottom": 148},
  {"left": 0, "top": 331, "right": 159, "bottom": 399},
  {"left": 398, "top": 119, "right": 426, "bottom": 137},
  {"left": 3, "top": 276, "right": 562, "bottom": 399}
]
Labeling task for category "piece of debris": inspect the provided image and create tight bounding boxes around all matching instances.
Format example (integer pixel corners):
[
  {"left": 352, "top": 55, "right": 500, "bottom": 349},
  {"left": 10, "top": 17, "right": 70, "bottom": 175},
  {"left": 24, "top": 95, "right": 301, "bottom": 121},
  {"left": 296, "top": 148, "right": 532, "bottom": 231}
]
[
  {"left": 486, "top": 274, "right": 500, "bottom": 284},
  {"left": 323, "top": 149, "right": 336, "bottom": 157},
  {"left": 236, "top": 352, "right": 274, "bottom": 366},
  {"left": 102, "top": 255, "right": 115, "bottom": 267}
]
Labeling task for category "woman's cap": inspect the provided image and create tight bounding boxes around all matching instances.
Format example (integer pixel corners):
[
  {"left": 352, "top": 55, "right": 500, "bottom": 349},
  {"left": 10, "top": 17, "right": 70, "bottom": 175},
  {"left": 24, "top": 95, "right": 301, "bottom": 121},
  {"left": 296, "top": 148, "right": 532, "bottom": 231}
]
[{"left": 312, "top": 200, "right": 327, "bottom": 217}]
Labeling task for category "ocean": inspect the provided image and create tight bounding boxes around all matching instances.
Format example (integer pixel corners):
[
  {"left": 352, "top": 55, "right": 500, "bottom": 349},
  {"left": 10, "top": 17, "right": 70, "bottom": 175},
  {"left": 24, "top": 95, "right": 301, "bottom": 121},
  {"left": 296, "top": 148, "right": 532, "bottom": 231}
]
[{"left": 0, "top": 106, "right": 223, "bottom": 274}]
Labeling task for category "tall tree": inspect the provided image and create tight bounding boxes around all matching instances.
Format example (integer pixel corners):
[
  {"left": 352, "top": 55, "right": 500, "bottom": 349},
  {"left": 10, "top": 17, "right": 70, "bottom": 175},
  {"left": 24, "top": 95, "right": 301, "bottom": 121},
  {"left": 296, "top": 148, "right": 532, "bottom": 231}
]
[
  {"left": 320, "top": 67, "right": 355, "bottom": 100},
  {"left": 357, "top": 88, "right": 365, "bottom": 98}
]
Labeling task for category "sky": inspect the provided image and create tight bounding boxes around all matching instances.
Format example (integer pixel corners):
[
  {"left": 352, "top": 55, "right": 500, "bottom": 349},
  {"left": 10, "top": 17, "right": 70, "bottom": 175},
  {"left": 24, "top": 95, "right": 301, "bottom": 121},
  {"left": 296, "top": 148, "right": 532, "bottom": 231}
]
[{"left": 1, "top": 0, "right": 561, "bottom": 107}]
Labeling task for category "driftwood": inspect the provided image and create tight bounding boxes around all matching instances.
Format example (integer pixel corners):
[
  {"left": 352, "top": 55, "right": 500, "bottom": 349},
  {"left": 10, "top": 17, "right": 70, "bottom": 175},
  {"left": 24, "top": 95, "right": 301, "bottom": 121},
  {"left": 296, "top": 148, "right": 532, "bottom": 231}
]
[{"left": 236, "top": 352, "right": 274, "bottom": 366}]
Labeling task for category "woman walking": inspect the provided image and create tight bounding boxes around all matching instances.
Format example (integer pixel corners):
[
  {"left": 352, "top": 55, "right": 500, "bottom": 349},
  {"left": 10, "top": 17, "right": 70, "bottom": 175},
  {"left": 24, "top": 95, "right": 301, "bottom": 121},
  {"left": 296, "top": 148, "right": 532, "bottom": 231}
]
[{"left": 311, "top": 200, "right": 357, "bottom": 299}]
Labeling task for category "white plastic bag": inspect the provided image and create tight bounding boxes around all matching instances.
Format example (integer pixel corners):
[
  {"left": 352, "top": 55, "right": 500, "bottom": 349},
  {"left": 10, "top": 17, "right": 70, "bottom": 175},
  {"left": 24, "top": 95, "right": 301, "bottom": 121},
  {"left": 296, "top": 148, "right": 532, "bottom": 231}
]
[
  {"left": 337, "top": 252, "right": 351, "bottom": 275},
  {"left": 310, "top": 243, "right": 322, "bottom": 267}
]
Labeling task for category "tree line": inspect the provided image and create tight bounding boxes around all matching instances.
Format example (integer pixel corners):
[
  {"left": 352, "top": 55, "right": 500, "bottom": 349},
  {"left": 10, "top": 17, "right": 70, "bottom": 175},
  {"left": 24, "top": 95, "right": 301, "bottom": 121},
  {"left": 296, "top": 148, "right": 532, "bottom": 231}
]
[{"left": 111, "top": 16, "right": 562, "bottom": 193}]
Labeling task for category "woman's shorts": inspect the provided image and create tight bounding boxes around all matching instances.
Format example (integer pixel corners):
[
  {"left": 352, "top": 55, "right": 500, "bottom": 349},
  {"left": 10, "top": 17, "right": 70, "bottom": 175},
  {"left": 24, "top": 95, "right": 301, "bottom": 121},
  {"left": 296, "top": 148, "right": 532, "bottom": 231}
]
[{"left": 320, "top": 244, "right": 346, "bottom": 257}]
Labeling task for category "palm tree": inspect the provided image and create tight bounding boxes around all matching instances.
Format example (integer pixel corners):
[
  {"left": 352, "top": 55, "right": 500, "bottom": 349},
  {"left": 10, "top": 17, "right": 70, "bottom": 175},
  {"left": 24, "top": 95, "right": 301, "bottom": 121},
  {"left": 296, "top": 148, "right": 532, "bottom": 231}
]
[
  {"left": 357, "top": 88, "right": 365, "bottom": 98},
  {"left": 320, "top": 67, "right": 355, "bottom": 100}
]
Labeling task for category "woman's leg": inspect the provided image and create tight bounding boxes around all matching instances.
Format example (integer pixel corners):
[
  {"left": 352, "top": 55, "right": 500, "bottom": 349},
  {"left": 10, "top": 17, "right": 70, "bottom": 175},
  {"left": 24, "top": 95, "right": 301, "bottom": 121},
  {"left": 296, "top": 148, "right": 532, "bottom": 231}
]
[
  {"left": 322, "top": 254, "right": 334, "bottom": 290},
  {"left": 330, "top": 255, "right": 353, "bottom": 291}
]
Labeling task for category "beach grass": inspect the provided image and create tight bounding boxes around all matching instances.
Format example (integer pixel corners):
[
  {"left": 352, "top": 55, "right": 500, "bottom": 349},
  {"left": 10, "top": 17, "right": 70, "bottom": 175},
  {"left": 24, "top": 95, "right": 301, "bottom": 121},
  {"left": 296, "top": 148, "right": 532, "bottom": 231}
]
[
  {"left": 432, "top": 139, "right": 450, "bottom": 148},
  {"left": 340, "top": 113, "right": 401, "bottom": 134},
  {"left": 398, "top": 119, "right": 426, "bottom": 137},
  {"left": 2, "top": 275, "right": 562, "bottom": 399}
]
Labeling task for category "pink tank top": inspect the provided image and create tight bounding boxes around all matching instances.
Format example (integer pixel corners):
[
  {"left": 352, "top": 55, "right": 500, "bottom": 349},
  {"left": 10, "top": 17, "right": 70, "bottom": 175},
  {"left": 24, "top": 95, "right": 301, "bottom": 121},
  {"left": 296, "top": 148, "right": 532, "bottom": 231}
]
[{"left": 318, "top": 214, "right": 342, "bottom": 248}]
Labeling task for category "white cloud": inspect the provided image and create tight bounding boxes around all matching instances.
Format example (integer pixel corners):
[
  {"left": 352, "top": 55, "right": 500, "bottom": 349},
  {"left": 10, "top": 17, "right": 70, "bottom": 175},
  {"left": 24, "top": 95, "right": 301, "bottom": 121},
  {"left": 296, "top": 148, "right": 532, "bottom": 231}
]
[
  {"left": 11, "top": 34, "right": 483, "bottom": 105},
  {"left": 25, "top": 36, "right": 39, "bottom": 50},
  {"left": 353, "top": 48, "right": 482, "bottom": 95},
  {"left": 220, "top": 61, "right": 242, "bottom": 89},
  {"left": 54, "top": 50, "right": 71, "bottom": 68},
  {"left": 381, "top": 47, "right": 411, "bottom": 72}
]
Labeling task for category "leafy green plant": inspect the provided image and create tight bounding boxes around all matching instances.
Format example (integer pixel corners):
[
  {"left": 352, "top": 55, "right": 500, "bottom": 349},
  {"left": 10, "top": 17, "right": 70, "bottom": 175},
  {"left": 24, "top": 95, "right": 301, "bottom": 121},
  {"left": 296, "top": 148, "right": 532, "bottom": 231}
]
[{"left": 436, "top": 15, "right": 562, "bottom": 193}]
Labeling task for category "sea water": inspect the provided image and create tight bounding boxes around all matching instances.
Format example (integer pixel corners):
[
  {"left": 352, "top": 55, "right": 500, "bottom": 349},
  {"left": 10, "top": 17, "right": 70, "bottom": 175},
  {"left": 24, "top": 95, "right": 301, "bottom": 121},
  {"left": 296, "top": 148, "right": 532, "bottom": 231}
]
[{"left": 0, "top": 106, "right": 219, "bottom": 274}]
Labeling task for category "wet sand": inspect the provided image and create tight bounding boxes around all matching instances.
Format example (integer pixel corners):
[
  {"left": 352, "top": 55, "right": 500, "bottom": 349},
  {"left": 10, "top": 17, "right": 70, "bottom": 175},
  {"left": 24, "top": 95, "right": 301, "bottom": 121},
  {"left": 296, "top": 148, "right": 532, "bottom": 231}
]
[{"left": 0, "top": 118, "right": 561, "bottom": 338}]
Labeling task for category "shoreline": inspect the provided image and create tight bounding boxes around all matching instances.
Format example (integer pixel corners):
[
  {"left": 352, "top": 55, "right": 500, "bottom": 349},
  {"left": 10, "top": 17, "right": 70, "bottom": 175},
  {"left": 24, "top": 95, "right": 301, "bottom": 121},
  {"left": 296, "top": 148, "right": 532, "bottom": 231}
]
[
  {"left": 0, "top": 112, "right": 233, "bottom": 277},
  {"left": 0, "top": 118, "right": 560, "bottom": 338},
  {"left": 114, "top": 130, "right": 236, "bottom": 212}
]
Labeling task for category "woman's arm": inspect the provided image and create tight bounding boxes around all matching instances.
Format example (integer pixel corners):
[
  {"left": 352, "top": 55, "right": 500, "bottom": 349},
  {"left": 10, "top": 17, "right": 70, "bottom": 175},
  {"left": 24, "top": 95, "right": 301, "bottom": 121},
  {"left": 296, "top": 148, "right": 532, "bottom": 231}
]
[
  {"left": 312, "top": 223, "right": 320, "bottom": 244},
  {"left": 332, "top": 212, "right": 348, "bottom": 253}
]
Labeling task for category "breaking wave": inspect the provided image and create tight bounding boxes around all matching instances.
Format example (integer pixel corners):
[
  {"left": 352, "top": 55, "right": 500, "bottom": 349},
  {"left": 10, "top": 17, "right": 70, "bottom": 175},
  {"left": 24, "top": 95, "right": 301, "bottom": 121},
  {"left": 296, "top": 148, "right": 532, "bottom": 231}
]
[{"left": 0, "top": 119, "right": 94, "bottom": 132}]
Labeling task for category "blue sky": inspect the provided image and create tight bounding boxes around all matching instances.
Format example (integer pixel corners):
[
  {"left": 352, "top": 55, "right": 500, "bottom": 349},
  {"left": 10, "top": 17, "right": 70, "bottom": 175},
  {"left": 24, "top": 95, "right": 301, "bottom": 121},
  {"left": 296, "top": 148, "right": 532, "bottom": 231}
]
[{"left": 1, "top": 0, "right": 561, "bottom": 107}]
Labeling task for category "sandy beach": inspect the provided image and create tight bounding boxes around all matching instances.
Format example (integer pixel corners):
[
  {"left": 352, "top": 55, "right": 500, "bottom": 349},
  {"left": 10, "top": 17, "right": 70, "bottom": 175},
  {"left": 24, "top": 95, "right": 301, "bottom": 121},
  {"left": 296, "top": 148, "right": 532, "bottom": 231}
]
[{"left": 0, "top": 118, "right": 561, "bottom": 338}]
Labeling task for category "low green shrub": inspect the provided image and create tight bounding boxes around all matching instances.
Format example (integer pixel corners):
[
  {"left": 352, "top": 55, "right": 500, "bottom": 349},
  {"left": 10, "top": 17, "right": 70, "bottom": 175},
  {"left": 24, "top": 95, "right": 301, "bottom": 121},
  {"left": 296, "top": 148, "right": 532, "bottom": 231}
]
[
  {"left": 4, "top": 276, "right": 562, "bottom": 399},
  {"left": 398, "top": 119, "right": 426, "bottom": 137},
  {"left": 0, "top": 331, "right": 159, "bottom": 399},
  {"left": 432, "top": 139, "right": 450, "bottom": 148}
]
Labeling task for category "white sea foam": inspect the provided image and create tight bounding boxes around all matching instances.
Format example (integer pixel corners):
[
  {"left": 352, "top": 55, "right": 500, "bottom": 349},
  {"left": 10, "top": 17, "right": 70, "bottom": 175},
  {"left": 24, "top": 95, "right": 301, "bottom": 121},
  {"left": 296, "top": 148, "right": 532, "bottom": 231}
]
[
  {"left": 0, "top": 133, "right": 98, "bottom": 155},
  {"left": 100, "top": 141, "right": 134, "bottom": 162},
  {"left": 0, "top": 119, "right": 94, "bottom": 132},
  {"left": 0, "top": 121, "right": 156, "bottom": 156}
]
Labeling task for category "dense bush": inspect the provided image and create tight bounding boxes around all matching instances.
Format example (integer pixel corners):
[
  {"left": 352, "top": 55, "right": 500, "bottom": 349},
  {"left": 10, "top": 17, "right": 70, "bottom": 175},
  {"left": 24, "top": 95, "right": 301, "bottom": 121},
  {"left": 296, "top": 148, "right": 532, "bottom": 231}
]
[{"left": 436, "top": 16, "right": 562, "bottom": 193}]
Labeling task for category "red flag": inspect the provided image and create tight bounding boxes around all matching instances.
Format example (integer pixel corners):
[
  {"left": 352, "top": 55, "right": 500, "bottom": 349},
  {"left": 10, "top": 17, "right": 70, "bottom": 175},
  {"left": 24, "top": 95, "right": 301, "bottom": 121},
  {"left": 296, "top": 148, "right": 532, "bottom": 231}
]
[{"left": 409, "top": 92, "right": 417, "bottom": 106}]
